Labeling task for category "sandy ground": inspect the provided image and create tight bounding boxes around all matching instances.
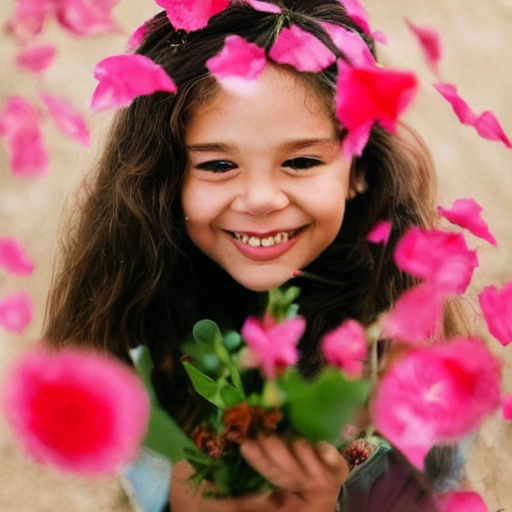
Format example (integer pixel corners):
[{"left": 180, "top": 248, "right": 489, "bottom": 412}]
[{"left": 0, "top": 0, "right": 511, "bottom": 510}]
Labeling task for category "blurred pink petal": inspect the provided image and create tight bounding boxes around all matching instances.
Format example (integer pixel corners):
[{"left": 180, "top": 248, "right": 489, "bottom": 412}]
[
  {"left": 366, "top": 220, "right": 391, "bottom": 244},
  {"left": 127, "top": 23, "right": 148, "bottom": 52},
  {"left": 478, "top": 281, "right": 512, "bottom": 346},
  {"left": 269, "top": 24, "right": 336, "bottom": 72},
  {"left": 206, "top": 35, "right": 266, "bottom": 94},
  {"left": 91, "top": 54, "right": 177, "bottom": 112},
  {"left": 339, "top": 0, "right": 371, "bottom": 35},
  {"left": 371, "top": 338, "right": 501, "bottom": 469},
  {"left": 156, "top": 0, "right": 230, "bottom": 32},
  {"left": 381, "top": 284, "right": 444, "bottom": 344},
  {"left": 434, "top": 82, "right": 512, "bottom": 148},
  {"left": 6, "top": 0, "right": 55, "bottom": 41},
  {"left": 503, "top": 394, "right": 512, "bottom": 420},
  {"left": 322, "top": 319, "right": 367, "bottom": 378},
  {"left": 0, "top": 96, "right": 49, "bottom": 178},
  {"left": 244, "top": 0, "right": 281, "bottom": 13},
  {"left": 39, "top": 92, "right": 90, "bottom": 147},
  {"left": 341, "top": 122, "right": 372, "bottom": 158},
  {"left": 2, "top": 347, "right": 149, "bottom": 475},
  {"left": 394, "top": 227, "right": 478, "bottom": 294},
  {"left": 405, "top": 19, "right": 441, "bottom": 76},
  {"left": 435, "top": 491, "right": 488, "bottom": 512},
  {"left": 0, "top": 238, "right": 35, "bottom": 276},
  {"left": 0, "top": 292, "right": 33, "bottom": 334},
  {"left": 16, "top": 44, "right": 57, "bottom": 75},
  {"left": 241, "top": 313, "right": 305, "bottom": 379},
  {"left": 372, "top": 30, "right": 387, "bottom": 44},
  {"left": 438, "top": 198, "right": 496, "bottom": 246}
]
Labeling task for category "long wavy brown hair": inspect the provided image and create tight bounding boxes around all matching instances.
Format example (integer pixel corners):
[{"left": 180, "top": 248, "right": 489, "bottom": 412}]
[{"left": 44, "top": 0, "right": 467, "bottom": 432}]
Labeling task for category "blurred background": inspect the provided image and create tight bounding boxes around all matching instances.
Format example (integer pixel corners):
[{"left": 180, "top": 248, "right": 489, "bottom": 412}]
[{"left": 0, "top": 0, "right": 511, "bottom": 510}]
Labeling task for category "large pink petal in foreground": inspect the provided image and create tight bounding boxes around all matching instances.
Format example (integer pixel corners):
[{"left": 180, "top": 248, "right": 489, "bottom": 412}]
[
  {"left": 405, "top": 19, "right": 441, "bottom": 76},
  {"left": 6, "top": 0, "right": 55, "bottom": 41},
  {"left": 206, "top": 35, "right": 266, "bottom": 94},
  {"left": 371, "top": 338, "right": 501, "bottom": 469},
  {"left": 39, "top": 92, "right": 90, "bottom": 147},
  {"left": 16, "top": 44, "right": 57, "bottom": 75},
  {"left": 269, "top": 24, "right": 336, "bottom": 73},
  {"left": 394, "top": 227, "right": 478, "bottom": 294},
  {"left": 366, "top": 220, "right": 391, "bottom": 244},
  {"left": 157, "top": 0, "right": 230, "bottom": 32},
  {"left": 503, "top": 394, "right": 512, "bottom": 420},
  {"left": 91, "top": 54, "right": 177, "bottom": 112},
  {"left": 2, "top": 347, "right": 149, "bottom": 475},
  {"left": 0, "top": 238, "right": 35, "bottom": 276},
  {"left": 0, "top": 292, "right": 34, "bottom": 334},
  {"left": 479, "top": 281, "right": 512, "bottom": 346},
  {"left": 438, "top": 198, "right": 496, "bottom": 246},
  {"left": 244, "top": 0, "right": 282, "bottom": 13},
  {"left": 435, "top": 491, "right": 488, "bottom": 512},
  {"left": 434, "top": 82, "right": 512, "bottom": 148}
]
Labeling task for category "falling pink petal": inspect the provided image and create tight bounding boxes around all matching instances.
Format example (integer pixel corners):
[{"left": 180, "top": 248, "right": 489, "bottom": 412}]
[
  {"left": 366, "top": 220, "right": 391, "bottom": 244},
  {"left": 127, "top": 23, "right": 148, "bottom": 52},
  {"left": 435, "top": 491, "right": 488, "bottom": 512},
  {"left": 0, "top": 238, "right": 35, "bottom": 276},
  {"left": 339, "top": 0, "right": 372, "bottom": 35},
  {"left": 503, "top": 394, "right": 512, "bottom": 420},
  {"left": 381, "top": 283, "right": 444, "bottom": 344},
  {"left": 0, "top": 96, "right": 49, "bottom": 178},
  {"left": 244, "top": 0, "right": 282, "bottom": 13},
  {"left": 372, "top": 30, "right": 387, "bottom": 44},
  {"left": 405, "top": 19, "right": 441, "bottom": 76},
  {"left": 91, "top": 54, "right": 177, "bottom": 112},
  {"left": 16, "top": 44, "right": 57, "bottom": 75},
  {"left": 6, "top": 0, "right": 55, "bottom": 42},
  {"left": 478, "top": 282, "right": 512, "bottom": 346},
  {"left": 394, "top": 227, "right": 478, "bottom": 295},
  {"left": 0, "top": 292, "right": 34, "bottom": 334},
  {"left": 322, "top": 319, "right": 368, "bottom": 379},
  {"left": 371, "top": 338, "right": 501, "bottom": 469},
  {"left": 156, "top": 0, "right": 230, "bottom": 32},
  {"left": 438, "top": 198, "right": 496, "bottom": 246},
  {"left": 206, "top": 35, "right": 266, "bottom": 94},
  {"left": 39, "top": 92, "right": 90, "bottom": 147},
  {"left": 269, "top": 24, "right": 336, "bottom": 73},
  {"left": 2, "top": 346, "right": 149, "bottom": 475},
  {"left": 434, "top": 82, "right": 512, "bottom": 148}
]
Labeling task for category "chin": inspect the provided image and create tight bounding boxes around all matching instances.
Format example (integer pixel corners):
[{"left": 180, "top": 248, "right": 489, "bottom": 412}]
[{"left": 231, "top": 274, "right": 291, "bottom": 293}]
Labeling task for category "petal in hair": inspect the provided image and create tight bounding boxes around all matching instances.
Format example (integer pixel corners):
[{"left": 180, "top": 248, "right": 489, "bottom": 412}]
[
  {"left": 438, "top": 198, "right": 497, "bottom": 246},
  {"left": 244, "top": 0, "right": 282, "bottom": 14},
  {"left": 206, "top": 35, "right": 267, "bottom": 94},
  {"left": 435, "top": 491, "right": 489, "bottom": 512},
  {"left": 91, "top": 54, "right": 177, "bottom": 112},
  {"left": 405, "top": 19, "right": 442, "bottom": 76},
  {"left": 366, "top": 220, "right": 391, "bottom": 244},
  {"left": 156, "top": 0, "right": 230, "bottom": 32},
  {"left": 478, "top": 282, "right": 512, "bottom": 346},
  {"left": 127, "top": 23, "right": 148, "bottom": 52},
  {"left": 503, "top": 394, "right": 512, "bottom": 420},
  {"left": 0, "top": 292, "right": 34, "bottom": 334},
  {"left": 16, "top": 44, "right": 57, "bottom": 75},
  {"left": 434, "top": 82, "right": 512, "bottom": 148},
  {"left": 338, "top": 0, "right": 372, "bottom": 35},
  {"left": 269, "top": 24, "right": 336, "bottom": 73},
  {"left": 0, "top": 238, "right": 35, "bottom": 276}
]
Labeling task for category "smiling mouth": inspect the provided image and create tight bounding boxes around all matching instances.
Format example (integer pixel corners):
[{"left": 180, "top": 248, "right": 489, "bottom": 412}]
[{"left": 229, "top": 228, "right": 302, "bottom": 248}]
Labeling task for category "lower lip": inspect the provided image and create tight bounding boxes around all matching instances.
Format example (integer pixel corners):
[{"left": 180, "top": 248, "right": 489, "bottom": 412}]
[{"left": 229, "top": 231, "right": 302, "bottom": 261}]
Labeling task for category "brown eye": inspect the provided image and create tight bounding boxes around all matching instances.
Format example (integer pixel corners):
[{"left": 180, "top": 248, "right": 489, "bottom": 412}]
[
  {"left": 196, "top": 161, "right": 237, "bottom": 173},
  {"left": 282, "top": 157, "right": 323, "bottom": 170}
]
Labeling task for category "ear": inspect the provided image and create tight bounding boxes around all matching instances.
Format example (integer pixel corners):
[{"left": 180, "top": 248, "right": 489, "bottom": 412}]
[{"left": 348, "top": 177, "right": 368, "bottom": 199}]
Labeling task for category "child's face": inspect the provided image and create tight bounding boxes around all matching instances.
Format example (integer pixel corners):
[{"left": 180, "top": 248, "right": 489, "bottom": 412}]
[{"left": 181, "top": 66, "right": 353, "bottom": 291}]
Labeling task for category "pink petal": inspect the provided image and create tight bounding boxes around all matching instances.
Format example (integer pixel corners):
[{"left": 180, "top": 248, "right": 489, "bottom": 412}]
[
  {"left": 39, "top": 92, "right": 90, "bottom": 147},
  {"left": 366, "top": 220, "right": 391, "bottom": 244},
  {"left": 438, "top": 198, "right": 497, "bottom": 246},
  {"left": 372, "top": 30, "right": 387, "bottom": 44},
  {"left": 2, "top": 347, "right": 149, "bottom": 475},
  {"left": 381, "top": 284, "right": 444, "bottom": 344},
  {"left": 434, "top": 82, "right": 512, "bottom": 148},
  {"left": 127, "top": 23, "right": 148, "bottom": 52},
  {"left": 269, "top": 24, "right": 336, "bottom": 73},
  {"left": 394, "top": 227, "right": 478, "bottom": 294},
  {"left": 503, "top": 394, "right": 512, "bottom": 420},
  {"left": 339, "top": 0, "right": 372, "bottom": 35},
  {"left": 322, "top": 319, "right": 367, "bottom": 378},
  {"left": 341, "top": 121, "right": 373, "bottom": 158},
  {"left": 244, "top": 0, "right": 282, "bottom": 13},
  {"left": 478, "top": 282, "right": 512, "bottom": 346},
  {"left": 6, "top": 0, "right": 55, "bottom": 42},
  {"left": 0, "top": 292, "right": 34, "bottom": 334},
  {"left": 16, "top": 44, "right": 57, "bottom": 75},
  {"left": 405, "top": 19, "right": 441, "bottom": 76},
  {"left": 91, "top": 54, "right": 177, "bottom": 112},
  {"left": 0, "top": 238, "right": 35, "bottom": 276},
  {"left": 435, "top": 491, "right": 488, "bottom": 512},
  {"left": 206, "top": 35, "right": 267, "bottom": 94},
  {"left": 156, "top": 0, "right": 230, "bottom": 32}
]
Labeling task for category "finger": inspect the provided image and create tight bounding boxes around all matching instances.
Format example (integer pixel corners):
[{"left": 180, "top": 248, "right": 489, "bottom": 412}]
[{"left": 315, "top": 441, "right": 350, "bottom": 484}]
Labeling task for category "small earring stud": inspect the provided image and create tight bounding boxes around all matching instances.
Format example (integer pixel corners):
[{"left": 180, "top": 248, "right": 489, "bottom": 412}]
[{"left": 185, "top": 216, "right": 189, "bottom": 221}]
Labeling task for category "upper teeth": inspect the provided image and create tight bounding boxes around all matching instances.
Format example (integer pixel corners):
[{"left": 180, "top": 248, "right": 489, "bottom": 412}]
[{"left": 233, "top": 230, "right": 295, "bottom": 247}]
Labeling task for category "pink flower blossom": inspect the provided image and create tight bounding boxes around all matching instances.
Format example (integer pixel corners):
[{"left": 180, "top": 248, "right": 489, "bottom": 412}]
[
  {"left": 435, "top": 491, "right": 488, "bottom": 512},
  {"left": 405, "top": 19, "right": 441, "bottom": 76},
  {"left": 434, "top": 82, "right": 511, "bottom": 148},
  {"left": 478, "top": 282, "right": 512, "bottom": 346},
  {"left": 244, "top": 0, "right": 282, "bottom": 13},
  {"left": 371, "top": 338, "right": 501, "bottom": 469},
  {"left": 381, "top": 283, "right": 444, "bottom": 344},
  {"left": 127, "top": 23, "right": 148, "bottom": 52},
  {"left": 339, "top": 0, "right": 371, "bottom": 35},
  {"left": 157, "top": 0, "right": 230, "bottom": 32},
  {"left": 366, "top": 220, "right": 391, "bottom": 244},
  {"left": 0, "top": 237, "right": 34, "bottom": 276},
  {"left": 206, "top": 35, "right": 267, "bottom": 94},
  {"left": 2, "top": 347, "right": 149, "bottom": 475},
  {"left": 322, "top": 319, "right": 367, "bottom": 378},
  {"left": 0, "top": 292, "right": 34, "bottom": 334},
  {"left": 394, "top": 227, "right": 478, "bottom": 295},
  {"left": 91, "top": 54, "right": 177, "bottom": 112},
  {"left": 241, "top": 314, "right": 305, "bottom": 379},
  {"left": 16, "top": 44, "right": 57, "bottom": 75},
  {"left": 269, "top": 24, "right": 336, "bottom": 73},
  {"left": 438, "top": 198, "right": 497, "bottom": 246},
  {"left": 0, "top": 96, "right": 49, "bottom": 178},
  {"left": 6, "top": 0, "right": 54, "bottom": 41}
]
